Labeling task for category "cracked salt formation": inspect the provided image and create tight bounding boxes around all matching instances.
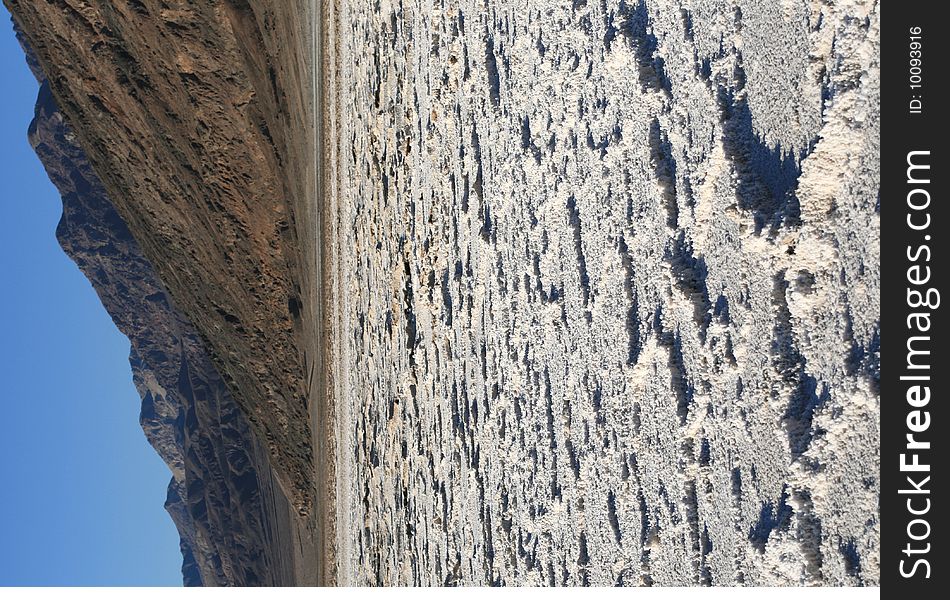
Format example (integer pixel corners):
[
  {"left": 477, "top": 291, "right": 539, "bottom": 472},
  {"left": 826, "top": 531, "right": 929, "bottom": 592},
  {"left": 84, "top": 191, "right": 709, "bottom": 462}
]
[{"left": 325, "top": 0, "right": 879, "bottom": 586}]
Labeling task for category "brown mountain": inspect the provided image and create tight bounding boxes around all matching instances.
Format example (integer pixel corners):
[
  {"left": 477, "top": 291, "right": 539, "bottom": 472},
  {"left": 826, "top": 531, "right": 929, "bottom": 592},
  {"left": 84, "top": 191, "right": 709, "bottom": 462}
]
[
  {"left": 21, "top": 35, "right": 303, "bottom": 586},
  {"left": 8, "top": 0, "right": 323, "bottom": 585},
  {"left": 6, "top": 0, "right": 319, "bottom": 519}
]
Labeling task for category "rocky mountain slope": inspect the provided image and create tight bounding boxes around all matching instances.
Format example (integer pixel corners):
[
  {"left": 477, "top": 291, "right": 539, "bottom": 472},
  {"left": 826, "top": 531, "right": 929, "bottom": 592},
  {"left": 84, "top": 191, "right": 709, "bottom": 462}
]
[
  {"left": 6, "top": 0, "right": 319, "bottom": 517},
  {"left": 21, "top": 35, "right": 300, "bottom": 586}
]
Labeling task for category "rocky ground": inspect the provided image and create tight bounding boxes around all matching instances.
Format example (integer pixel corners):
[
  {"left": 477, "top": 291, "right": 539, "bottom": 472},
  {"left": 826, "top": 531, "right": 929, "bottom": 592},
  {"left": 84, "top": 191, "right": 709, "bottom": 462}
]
[{"left": 324, "top": 0, "right": 880, "bottom": 585}]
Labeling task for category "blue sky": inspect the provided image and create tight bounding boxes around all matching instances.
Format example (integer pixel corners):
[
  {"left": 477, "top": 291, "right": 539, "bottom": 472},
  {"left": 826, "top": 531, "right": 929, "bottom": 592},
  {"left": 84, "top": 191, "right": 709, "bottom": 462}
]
[{"left": 0, "top": 10, "right": 182, "bottom": 586}]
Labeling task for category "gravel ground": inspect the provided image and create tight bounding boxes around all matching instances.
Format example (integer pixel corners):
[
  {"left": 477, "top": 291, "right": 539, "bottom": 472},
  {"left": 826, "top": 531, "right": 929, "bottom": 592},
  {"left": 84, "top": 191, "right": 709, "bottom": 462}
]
[{"left": 324, "top": 0, "right": 879, "bottom": 585}]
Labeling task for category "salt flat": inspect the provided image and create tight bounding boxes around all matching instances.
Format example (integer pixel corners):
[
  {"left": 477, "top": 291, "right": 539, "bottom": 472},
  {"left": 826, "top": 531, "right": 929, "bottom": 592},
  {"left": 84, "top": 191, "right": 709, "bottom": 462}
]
[{"left": 323, "top": 0, "right": 880, "bottom": 586}]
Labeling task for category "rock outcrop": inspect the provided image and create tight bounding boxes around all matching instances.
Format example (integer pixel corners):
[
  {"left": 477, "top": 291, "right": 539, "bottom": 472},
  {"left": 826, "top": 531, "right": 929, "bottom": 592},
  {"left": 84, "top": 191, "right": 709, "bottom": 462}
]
[{"left": 22, "top": 35, "right": 297, "bottom": 586}]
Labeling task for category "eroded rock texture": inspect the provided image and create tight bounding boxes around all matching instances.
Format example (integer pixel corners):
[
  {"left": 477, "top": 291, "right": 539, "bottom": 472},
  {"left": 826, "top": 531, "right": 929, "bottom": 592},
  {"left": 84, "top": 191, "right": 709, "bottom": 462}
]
[
  {"left": 325, "top": 0, "right": 879, "bottom": 586},
  {"left": 23, "top": 37, "right": 298, "bottom": 586},
  {"left": 7, "top": 0, "right": 318, "bottom": 515}
]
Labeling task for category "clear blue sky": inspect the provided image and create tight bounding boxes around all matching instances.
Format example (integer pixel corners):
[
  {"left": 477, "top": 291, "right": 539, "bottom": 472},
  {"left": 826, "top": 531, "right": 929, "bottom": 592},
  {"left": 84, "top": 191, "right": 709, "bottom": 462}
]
[{"left": 0, "top": 10, "right": 182, "bottom": 586}]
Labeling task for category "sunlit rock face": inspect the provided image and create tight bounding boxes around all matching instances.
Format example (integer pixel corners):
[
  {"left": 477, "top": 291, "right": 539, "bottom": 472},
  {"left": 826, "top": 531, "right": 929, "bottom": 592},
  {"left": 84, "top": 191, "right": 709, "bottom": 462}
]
[
  {"left": 22, "top": 36, "right": 285, "bottom": 587},
  {"left": 7, "top": 0, "right": 318, "bottom": 516}
]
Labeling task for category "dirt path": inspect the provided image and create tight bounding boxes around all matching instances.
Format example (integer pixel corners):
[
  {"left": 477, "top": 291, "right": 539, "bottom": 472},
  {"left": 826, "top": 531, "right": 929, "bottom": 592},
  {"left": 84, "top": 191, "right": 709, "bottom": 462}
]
[{"left": 300, "top": 0, "right": 333, "bottom": 586}]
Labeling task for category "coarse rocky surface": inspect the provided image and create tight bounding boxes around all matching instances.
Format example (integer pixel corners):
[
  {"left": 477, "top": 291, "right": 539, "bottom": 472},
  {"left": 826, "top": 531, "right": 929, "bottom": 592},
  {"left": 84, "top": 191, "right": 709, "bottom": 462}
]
[
  {"left": 21, "top": 35, "right": 301, "bottom": 586},
  {"left": 325, "top": 0, "right": 880, "bottom": 586}
]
